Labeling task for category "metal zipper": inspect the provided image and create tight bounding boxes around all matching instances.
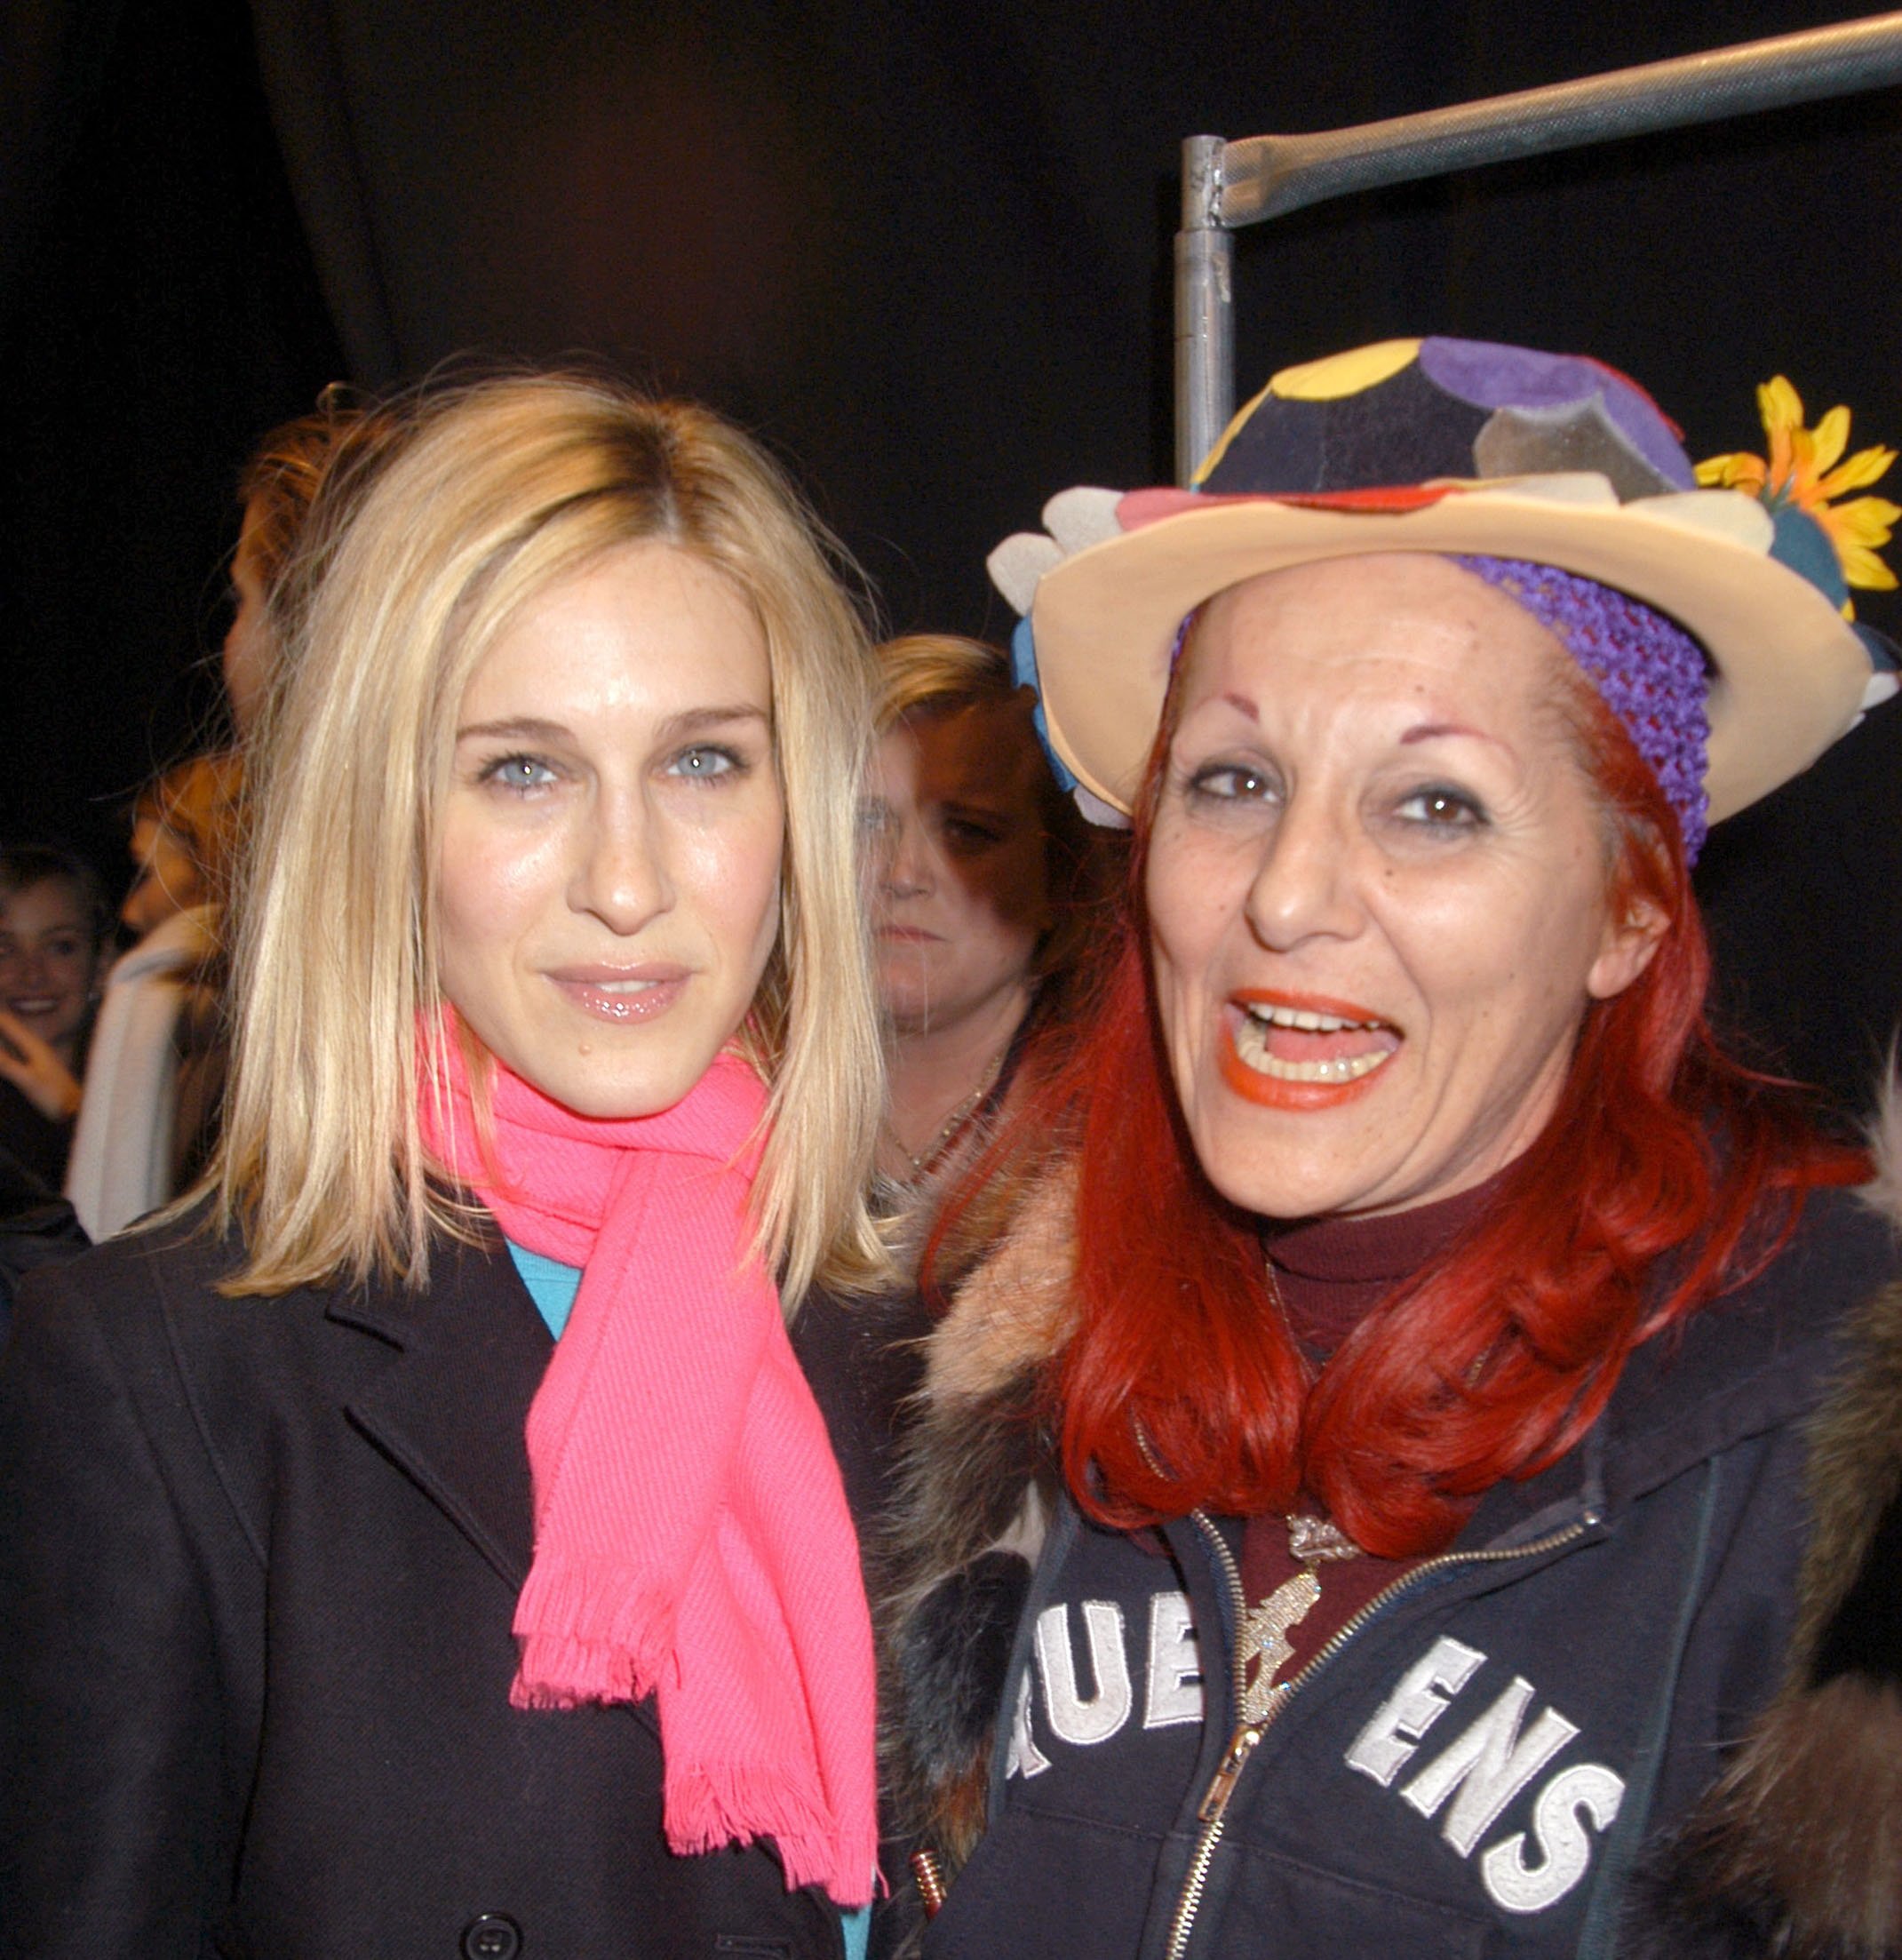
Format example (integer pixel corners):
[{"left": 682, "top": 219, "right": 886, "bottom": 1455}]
[{"left": 1160, "top": 1510, "right": 1594, "bottom": 1960}]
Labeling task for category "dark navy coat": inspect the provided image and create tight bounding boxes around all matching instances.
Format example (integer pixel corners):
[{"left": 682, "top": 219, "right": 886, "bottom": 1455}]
[
  {"left": 920, "top": 1188, "right": 1898, "bottom": 1960},
  {"left": 0, "top": 1217, "right": 850, "bottom": 1960}
]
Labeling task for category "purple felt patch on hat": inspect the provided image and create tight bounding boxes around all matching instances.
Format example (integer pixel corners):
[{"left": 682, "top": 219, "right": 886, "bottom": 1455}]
[
  {"left": 1453, "top": 555, "right": 1711, "bottom": 863},
  {"left": 1420, "top": 339, "right": 1696, "bottom": 491}
]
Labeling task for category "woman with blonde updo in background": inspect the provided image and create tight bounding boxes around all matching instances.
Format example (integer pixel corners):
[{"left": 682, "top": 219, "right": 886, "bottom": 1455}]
[
  {"left": 119, "top": 754, "right": 242, "bottom": 938},
  {"left": 2, "top": 373, "right": 887, "bottom": 1958},
  {"left": 60, "top": 399, "right": 410, "bottom": 1245}
]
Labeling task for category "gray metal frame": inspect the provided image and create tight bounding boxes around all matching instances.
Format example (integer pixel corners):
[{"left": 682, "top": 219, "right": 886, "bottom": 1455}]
[{"left": 1175, "top": 11, "right": 1902, "bottom": 484}]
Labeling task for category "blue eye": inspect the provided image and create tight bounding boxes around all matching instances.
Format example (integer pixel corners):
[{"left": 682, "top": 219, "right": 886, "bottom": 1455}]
[
  {"left": 484, "top": 755, "right": 557, "bottom": 793},
  {"left": 671, "top": 745, "right": 742, "bottom": 780}
]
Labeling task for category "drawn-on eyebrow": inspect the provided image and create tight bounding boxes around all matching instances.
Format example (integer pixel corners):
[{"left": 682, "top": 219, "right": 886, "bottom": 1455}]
[
  {"left": 1216, "top": 691, "right": 1261, "bottom": 722},
  {"left": 454, "top": 705, "right": 770, "bottom": 745}
]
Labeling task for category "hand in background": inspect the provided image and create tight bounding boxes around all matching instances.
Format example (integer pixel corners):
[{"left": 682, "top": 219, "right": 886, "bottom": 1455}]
[{"left": 0, "top": 1008, "right": 83, "bottom": 1121}]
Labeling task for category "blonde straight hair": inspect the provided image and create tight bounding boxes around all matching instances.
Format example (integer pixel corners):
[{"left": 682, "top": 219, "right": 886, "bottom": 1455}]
[{"left": 210, "top": 373, "right": 885, "bottom": 1306}]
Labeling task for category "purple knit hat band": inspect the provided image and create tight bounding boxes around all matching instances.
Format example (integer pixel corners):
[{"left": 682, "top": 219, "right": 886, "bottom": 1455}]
[{"left": 1452, "top": 555, "right": 1712, "bottom": 863}]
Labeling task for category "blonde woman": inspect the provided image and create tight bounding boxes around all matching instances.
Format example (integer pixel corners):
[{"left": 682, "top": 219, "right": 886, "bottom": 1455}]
[{"left": 0, "top": 375, "right": 887, "bottom": 1959}]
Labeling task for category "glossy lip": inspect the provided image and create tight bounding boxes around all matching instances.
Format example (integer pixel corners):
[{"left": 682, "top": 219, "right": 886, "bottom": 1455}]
[
  {"left": 1219, "top": 988, "right": 1400, "bottom": 1111},
  {"left": 544, "top": 961, "right": 690, "bottom": 1026},
  {"left": 1231, "top": 986, "right": 1391, "bottom": 1024}
]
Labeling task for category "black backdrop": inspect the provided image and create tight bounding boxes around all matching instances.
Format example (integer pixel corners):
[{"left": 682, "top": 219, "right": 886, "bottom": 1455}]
[{"left": 4, "top": 0, "right": 1900, "bottom": 1110}]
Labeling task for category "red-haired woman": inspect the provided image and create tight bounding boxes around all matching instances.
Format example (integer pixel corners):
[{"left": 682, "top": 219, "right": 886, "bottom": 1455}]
[{"left": 881, "top": 340, "right": 1902, "bottom": 1959}]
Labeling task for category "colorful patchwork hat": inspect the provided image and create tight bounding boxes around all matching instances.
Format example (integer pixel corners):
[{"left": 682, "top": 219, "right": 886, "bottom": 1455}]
[{"left": 988, "top": 338, "right": 1897, "bottom": 844}]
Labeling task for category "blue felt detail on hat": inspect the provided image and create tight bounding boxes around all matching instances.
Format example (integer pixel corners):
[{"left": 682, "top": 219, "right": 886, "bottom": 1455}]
[
  {"left": 1854, "top": 622, "right": 1899, "bottom": 673},
  {"left": 1012, "top": 614, "right": 1076, "bottom": 790},
  {"left": 1768, "top": 505, "right": 1850, "bottom": 612}
]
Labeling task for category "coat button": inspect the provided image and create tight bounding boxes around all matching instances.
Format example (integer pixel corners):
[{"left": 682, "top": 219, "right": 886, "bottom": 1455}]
[{"left": 460, "top": 1914, "right": 522, "bottom": 1959}]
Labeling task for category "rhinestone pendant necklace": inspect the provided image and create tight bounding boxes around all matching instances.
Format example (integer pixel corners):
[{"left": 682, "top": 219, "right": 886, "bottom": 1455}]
[
  {"left": 1239, "top": 1258, "right": 1365, "bottom": 1720},
  {"left": 1238, "top": 1512, "right": 1361, "bottom": 1724}
]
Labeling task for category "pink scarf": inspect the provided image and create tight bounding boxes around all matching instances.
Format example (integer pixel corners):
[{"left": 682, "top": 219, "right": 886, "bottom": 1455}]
[{"left": 420, "top": 1026, "right": 878, "bottom": 1906}]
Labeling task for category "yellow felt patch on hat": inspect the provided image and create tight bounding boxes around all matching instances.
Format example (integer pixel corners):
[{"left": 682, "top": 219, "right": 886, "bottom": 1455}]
[
  {"left": 1192, "top": 339, "right": 1428, "bottom": 484},
  {"left": 1191, "top": 375, "right": 1277, "bottom": 486},
  {"left": 1269, "top": 339, "right": 1422, "bottom": 402}
]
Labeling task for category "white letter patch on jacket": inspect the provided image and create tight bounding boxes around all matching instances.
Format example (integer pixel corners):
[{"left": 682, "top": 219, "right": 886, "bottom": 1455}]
[
  {"left": 1345, "top": 1635, "right": 1484, "bottom": 1784},
  {"left": 1012, "top": 1590, "right": 1206, "bottom": 1775},
  {"left": 1034, "top": 1602, "right": 1134, "bottom": 1746},
  {"left": 1143, "top": 1591, "right": 1204, "bottom": 1730},
  {"left": 1348, "top": 1640, "right": 1627, "bottom": 1914}
]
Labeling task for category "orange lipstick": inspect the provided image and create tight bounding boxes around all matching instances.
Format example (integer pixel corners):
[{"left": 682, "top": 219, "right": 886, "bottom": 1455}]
[{"left": 1219, "top": 990, "right": 1399, "bottom": 1111}]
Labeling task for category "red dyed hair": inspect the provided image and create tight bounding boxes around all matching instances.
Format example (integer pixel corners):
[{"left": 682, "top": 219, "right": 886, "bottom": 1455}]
[{"left": 1034, "top": 636, "right": 1865, "bottom": 1558}]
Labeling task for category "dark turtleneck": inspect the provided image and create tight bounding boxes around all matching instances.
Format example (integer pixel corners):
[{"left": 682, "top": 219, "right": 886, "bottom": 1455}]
[
  {"left": 1265, "top": 1167, "right": 1512, "bottom": 1362},
  {"left": 1237, "top": 1167, "right": 1516, "bottom": 1692}
]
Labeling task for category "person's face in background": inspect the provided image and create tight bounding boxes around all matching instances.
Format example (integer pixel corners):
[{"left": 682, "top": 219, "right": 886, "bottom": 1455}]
[
  {"left": 121, "top": 817, "right": 209, "bottom": 937},
  {"left": 223, "top": 496, "right": 273, "bottom": 737},
  {"left": 0, "top": 878, "right": 102, "bottom": 1068},
  {"left": 863, "top": 697, "right": 1052, "bottom": 1040}
]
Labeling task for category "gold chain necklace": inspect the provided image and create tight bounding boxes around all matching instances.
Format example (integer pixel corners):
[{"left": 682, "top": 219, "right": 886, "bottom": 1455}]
[{"left": 887, "top": 1044, "right": 1008, "bottom": 1183}]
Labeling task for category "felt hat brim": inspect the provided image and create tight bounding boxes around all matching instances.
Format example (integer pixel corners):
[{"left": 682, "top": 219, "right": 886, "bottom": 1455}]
[{"left": 1028, "top": 481, "right": 1871, "bottom": 822}]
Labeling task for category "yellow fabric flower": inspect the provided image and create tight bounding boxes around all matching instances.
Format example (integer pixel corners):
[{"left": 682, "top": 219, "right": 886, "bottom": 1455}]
[{"left": 1697, "top": 376, "right": 1900, "bottom": 609}]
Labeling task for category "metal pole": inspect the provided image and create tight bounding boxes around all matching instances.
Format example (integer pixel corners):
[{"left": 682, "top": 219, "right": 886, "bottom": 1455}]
[
  {"left": 1174, "top": 135, "right": 1233, "bottom": 486},
  {"left": 1217, "top": 10, "right": 1902, "bottom": 227}
]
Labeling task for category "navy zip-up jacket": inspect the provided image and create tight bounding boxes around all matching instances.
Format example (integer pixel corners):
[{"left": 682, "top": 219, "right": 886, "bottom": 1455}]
[{"left": 911, "top": 1185, "right": 1898, "bottom": 1960}]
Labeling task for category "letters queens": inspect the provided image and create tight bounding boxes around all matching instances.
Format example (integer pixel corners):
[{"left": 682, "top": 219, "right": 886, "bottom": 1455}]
[{"left": 874, "top": 1159, "right": 1902, "bottom": 1959}]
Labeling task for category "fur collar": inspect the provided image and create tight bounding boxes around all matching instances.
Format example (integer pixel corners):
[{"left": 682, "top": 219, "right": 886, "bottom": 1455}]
[
  {"left": 917, "top": 1164, "right": 1078, "bottom": 1412},
  {"left": 1635, "top": 1088, "right": 1902, "bottom": 1958},
  {"left": 874, "top": 1164, "right": 1077, "bottom": 1900}
]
